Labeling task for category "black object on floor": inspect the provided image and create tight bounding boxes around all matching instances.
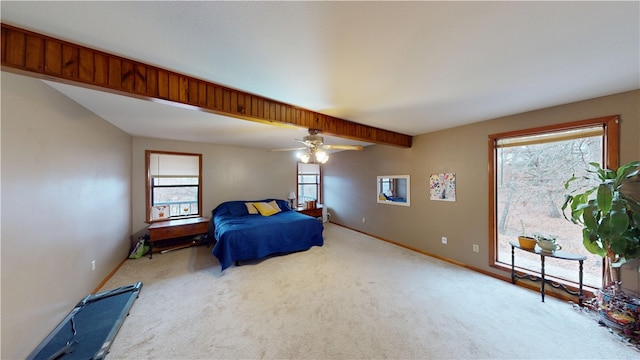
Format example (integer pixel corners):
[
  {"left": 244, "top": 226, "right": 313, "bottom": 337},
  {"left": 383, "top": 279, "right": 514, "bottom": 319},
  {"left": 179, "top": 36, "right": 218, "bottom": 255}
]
[{"left": 27, "top": 282, "right": 143, "bottom": 360}]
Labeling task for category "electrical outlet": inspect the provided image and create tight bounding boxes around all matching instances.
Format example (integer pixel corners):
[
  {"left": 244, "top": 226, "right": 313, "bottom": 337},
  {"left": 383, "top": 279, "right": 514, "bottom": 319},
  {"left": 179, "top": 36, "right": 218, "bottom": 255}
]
[
  {"left": 473, "top": 244, "right": 480, "bottom": 252},
  {"left": 362, "top": 218, "right": 366, "bottom": 223},
  {"left": 441, "top": 236, "right": 447, "bottom": 244},
  {"left": 91, "top": 260, "right": 96, "bottom": 271}
]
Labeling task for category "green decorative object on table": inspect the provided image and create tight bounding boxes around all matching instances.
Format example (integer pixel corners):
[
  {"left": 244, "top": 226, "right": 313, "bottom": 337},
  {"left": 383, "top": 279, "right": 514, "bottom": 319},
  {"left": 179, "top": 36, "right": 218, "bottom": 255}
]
[{"left": 533, "top": 233, "right": 560, "bottom": 253}]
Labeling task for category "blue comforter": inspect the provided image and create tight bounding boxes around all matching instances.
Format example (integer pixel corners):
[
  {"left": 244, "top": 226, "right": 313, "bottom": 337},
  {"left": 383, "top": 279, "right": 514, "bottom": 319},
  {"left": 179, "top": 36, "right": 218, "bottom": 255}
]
[{"left": 210, "top": 199, "right": 324, "bottom": 270}]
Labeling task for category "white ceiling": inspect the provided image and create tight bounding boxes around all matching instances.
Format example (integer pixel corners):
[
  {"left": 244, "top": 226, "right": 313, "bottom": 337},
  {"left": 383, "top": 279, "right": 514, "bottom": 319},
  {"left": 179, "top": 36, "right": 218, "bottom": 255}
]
[{"left": 2, "top": 1, "right": 639, "bottom": 151}]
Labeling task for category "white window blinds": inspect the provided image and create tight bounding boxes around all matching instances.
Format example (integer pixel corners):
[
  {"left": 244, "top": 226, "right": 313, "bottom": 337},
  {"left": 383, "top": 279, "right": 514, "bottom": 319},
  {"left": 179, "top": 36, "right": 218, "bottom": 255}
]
[
  {"left": 496, "top": 126, "right": 603, "bottom": 148},
  {"left": 298, "top": 163, "right": 320, "bottom": 175},
  {"left": 150, "top": 154, "right": 200, "bottom": 178}
]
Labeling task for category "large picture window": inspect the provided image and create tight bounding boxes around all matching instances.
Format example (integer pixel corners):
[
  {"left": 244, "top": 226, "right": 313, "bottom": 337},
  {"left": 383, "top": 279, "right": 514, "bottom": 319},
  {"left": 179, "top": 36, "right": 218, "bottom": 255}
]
[
  {"left": 145, "top": 150, "right": 202, "bottom": 222},
  {"left": 489, "top": 116, "right": 619, "bottom": 290}
]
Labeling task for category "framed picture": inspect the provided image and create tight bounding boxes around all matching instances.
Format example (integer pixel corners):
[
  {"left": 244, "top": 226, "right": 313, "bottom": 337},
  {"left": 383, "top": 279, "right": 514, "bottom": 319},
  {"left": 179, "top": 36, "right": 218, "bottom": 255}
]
[
  {"left": 151, "top": 205, "right": 170, "bottom": 221},
  {"left": 429, "top": 173, "right": 456, "bottom": 202}
]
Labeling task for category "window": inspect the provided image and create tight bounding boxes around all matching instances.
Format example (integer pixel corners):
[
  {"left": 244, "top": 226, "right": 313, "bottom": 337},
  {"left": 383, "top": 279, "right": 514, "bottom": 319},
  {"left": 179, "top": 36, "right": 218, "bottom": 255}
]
[
  {"left": 297, "top": 163, "right": 321, "bottom": 207},
  {"left": 489, "top": 116, "right": 619, "bottom": 290},
  {"left": 145, "top": 151, "right": 202, "bottom": 222}
]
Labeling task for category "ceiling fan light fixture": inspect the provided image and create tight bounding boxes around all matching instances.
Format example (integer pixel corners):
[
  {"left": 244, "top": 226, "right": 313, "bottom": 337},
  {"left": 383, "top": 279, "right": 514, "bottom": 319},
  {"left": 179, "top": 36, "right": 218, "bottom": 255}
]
[
  {"left": 284, "top": 129, "right": 360, "bottom": 164},
  {"left": 315, "top": 150, "right": 329, "bottom": 164},
  {"left": 298, "top": 150, "right": 311, "bottom": 163}
]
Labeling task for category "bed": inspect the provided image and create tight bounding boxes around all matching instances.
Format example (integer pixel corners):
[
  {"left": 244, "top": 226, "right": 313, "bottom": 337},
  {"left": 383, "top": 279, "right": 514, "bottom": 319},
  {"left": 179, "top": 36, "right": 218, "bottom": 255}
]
[
  {"left": 210, "top": 199, "right": 324, "bottom": 270},
  {"left": 383, "top": 194, "right": 406, "bottom": 202}
]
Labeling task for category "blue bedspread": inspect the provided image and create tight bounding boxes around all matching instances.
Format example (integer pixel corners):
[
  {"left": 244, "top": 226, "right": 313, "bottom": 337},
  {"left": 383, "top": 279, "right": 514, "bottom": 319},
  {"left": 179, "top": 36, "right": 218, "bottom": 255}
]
[{"left": 210, "top": 199, "right": 324, "bottom": 270}]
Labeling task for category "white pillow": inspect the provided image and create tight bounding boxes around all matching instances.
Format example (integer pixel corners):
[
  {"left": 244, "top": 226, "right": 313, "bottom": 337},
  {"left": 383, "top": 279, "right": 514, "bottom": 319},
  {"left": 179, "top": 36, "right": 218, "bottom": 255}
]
[{"left": 245, "top": 202, "right": 258, "bottom": 214}]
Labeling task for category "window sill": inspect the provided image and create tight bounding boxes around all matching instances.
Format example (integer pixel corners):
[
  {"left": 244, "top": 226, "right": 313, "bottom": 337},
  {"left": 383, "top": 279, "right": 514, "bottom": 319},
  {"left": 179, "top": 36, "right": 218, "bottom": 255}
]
[{"left": 146, "top": 215, "right": 202, "bottom": 224}]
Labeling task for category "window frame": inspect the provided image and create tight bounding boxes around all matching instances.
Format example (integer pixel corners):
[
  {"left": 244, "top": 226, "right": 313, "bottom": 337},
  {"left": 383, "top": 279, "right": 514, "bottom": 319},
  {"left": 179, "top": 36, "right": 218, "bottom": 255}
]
[
  {"left": 145, "top": 150, "right": 203, "bottom": 223},
  {"left": 488, "top": 115, "right": 619, "bottom": 282},
  {"left": 296, "top": 162, "right": 322, "bottom": 207}
]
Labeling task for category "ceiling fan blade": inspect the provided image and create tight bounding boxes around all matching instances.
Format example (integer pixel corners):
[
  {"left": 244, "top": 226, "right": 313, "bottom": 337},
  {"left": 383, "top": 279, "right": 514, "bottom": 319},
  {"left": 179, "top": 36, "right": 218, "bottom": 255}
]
[
  {"left": 323, "top": 144, "right": 364, "bottom": 151},
  {"left": 268, "top": 147, "right": 305, "bottom": 152}
]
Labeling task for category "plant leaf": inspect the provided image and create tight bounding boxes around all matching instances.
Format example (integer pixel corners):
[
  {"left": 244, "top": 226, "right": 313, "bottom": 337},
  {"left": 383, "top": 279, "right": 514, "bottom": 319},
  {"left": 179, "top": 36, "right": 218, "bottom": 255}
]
[
  {"left": 627, "top": 200, "right": 640, "bottom": 226},
  {"left": 581, "top": 200, "right": 598, "bottom": 229},
  {"left": 597, "top": 183, "right": 613, "bottom": 214},
  {"left": 582, "top": 228, "right": 605, "bottom": 256},
  {"left": 561, "top": 194, "right": 573, "bottom": 221},
  {"left": 564, "top": 175, "right": 578, "bottom": 190},
  {"left": 614, "top": 161, "right": 640, "bottom": 188},
  {"left": 608, "top": 200, "right": 630, "bottom": 235}
]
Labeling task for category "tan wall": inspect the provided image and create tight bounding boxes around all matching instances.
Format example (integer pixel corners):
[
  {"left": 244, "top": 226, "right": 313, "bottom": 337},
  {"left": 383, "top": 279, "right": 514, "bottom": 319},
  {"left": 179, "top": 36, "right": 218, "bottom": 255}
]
[
  {"left": 1, "top": 72, "right": 300, "bottom": 358},
  {"left": 1, "top": 72, "right": 133, "bottom": 358},
  {"left": 131, "top": 137, "right": 299, "bottom": 234},
  {"left": 325, "top": 90, "right": 640, "bottom": 292}
]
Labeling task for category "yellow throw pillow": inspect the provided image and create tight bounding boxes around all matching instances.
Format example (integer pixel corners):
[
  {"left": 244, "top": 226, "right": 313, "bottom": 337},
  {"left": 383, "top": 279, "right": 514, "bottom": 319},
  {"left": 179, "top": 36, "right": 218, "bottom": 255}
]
[
  {"left": 253, "top": 202, "right": 278, "bottom": 216},
  {"left": 245, "top": 202, "right": 258, "bottom": 214}
]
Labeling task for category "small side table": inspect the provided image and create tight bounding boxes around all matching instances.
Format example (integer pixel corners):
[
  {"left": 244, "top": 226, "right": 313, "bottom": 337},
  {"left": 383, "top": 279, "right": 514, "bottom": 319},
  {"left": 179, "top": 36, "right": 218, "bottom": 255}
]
[
  {"left": 147, "top": 217, "right": 210, "bottom": 259},
  {"left": 509, "top": 241, "right": 587, "bottom": 306},
  {"left": 296, "top": 205, "right": 323, "bottom": 219}
]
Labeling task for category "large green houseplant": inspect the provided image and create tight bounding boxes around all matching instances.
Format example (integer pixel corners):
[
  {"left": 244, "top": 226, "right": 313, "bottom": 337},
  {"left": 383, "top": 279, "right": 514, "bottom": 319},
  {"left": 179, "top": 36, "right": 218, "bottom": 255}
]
[
  {"left": 562, "top": 160, "right": 640, "bottom": 288},
  {"left": 562, "top": 160, "right": 640, "bottom": 337}
]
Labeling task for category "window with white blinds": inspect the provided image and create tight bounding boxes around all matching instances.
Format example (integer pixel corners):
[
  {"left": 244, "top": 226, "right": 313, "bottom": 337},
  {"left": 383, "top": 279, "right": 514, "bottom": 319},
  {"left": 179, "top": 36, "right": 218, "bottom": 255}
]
[{"left": 146, "top": 151, "right": 202, "bottom": 222}]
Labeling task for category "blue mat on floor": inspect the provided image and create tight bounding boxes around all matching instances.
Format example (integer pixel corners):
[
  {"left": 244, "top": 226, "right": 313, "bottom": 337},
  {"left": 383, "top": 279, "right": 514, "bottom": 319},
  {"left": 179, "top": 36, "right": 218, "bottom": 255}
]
[{"left": 27, "top": 282, "right": 142, "bottom": 360}]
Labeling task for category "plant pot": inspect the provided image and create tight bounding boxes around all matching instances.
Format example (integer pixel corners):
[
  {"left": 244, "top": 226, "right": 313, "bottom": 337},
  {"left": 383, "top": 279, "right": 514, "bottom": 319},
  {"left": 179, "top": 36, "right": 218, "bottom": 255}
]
[
  {"left": 597, "top": 288, "right": 640, "bottom": 335},
  {"left": 537, "top": 239, "right": 561, "bottom": 253},
  {"left": 517, "top": 236, "right": 536, "bottom": 250}
]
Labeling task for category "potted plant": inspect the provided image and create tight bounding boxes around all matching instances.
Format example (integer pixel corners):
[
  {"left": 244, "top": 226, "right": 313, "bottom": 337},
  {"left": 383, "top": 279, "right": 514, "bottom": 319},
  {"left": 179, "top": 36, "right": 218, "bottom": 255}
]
[
  {"left": 532, "top": 233, "right": 560, "bottom": 252},
  {"left": 562, "top": 160, "right": 640, "bottom": 288},
  {"left": 517, "top": 220, "right": 537, "bottom": 250},
  {"left": 562, "top": 160, "right": 640, "bottom": 335}
]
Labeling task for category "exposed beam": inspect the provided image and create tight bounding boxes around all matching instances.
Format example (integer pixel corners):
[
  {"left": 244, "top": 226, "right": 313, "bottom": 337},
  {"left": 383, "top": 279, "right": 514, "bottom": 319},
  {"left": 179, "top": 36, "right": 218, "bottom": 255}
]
[{"left": 1, "top": 23, "right": 412, "bottom": 148}]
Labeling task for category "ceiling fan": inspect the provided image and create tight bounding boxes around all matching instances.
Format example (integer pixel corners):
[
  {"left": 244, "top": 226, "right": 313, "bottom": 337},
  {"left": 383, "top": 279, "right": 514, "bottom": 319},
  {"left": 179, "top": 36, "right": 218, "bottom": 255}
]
[{"left": 271, "top": 129, "right": 363, "bottom": 164}]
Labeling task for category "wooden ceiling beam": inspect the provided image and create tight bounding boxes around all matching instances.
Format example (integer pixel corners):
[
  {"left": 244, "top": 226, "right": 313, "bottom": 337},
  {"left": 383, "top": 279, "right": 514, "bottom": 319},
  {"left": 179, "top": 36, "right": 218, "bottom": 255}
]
[{"left": 1, "top": 23, "right": 412, "bottom": 148}]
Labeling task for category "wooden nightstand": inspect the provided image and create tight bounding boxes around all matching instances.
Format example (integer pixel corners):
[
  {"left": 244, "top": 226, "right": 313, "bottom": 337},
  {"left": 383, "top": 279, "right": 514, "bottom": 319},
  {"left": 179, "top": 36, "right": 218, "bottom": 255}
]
[
  {"left": 296, "top": 205, "right": 323, "bottom": 218},
  {"left": 147, "top": 216, "right": 210, "bottom": 258}
]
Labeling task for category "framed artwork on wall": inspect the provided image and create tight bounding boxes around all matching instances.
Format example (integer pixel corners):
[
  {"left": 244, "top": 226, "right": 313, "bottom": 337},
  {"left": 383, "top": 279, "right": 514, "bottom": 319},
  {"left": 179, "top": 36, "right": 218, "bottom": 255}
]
[{"left": 429, "top": 173, "right": 456, "bottom": 202}]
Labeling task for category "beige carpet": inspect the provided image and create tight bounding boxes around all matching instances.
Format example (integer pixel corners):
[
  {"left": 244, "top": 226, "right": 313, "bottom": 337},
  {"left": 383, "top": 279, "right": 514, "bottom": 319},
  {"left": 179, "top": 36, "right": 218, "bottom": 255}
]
[{"left": 102, "top": 223, "right": 638, "bottom": 359}]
